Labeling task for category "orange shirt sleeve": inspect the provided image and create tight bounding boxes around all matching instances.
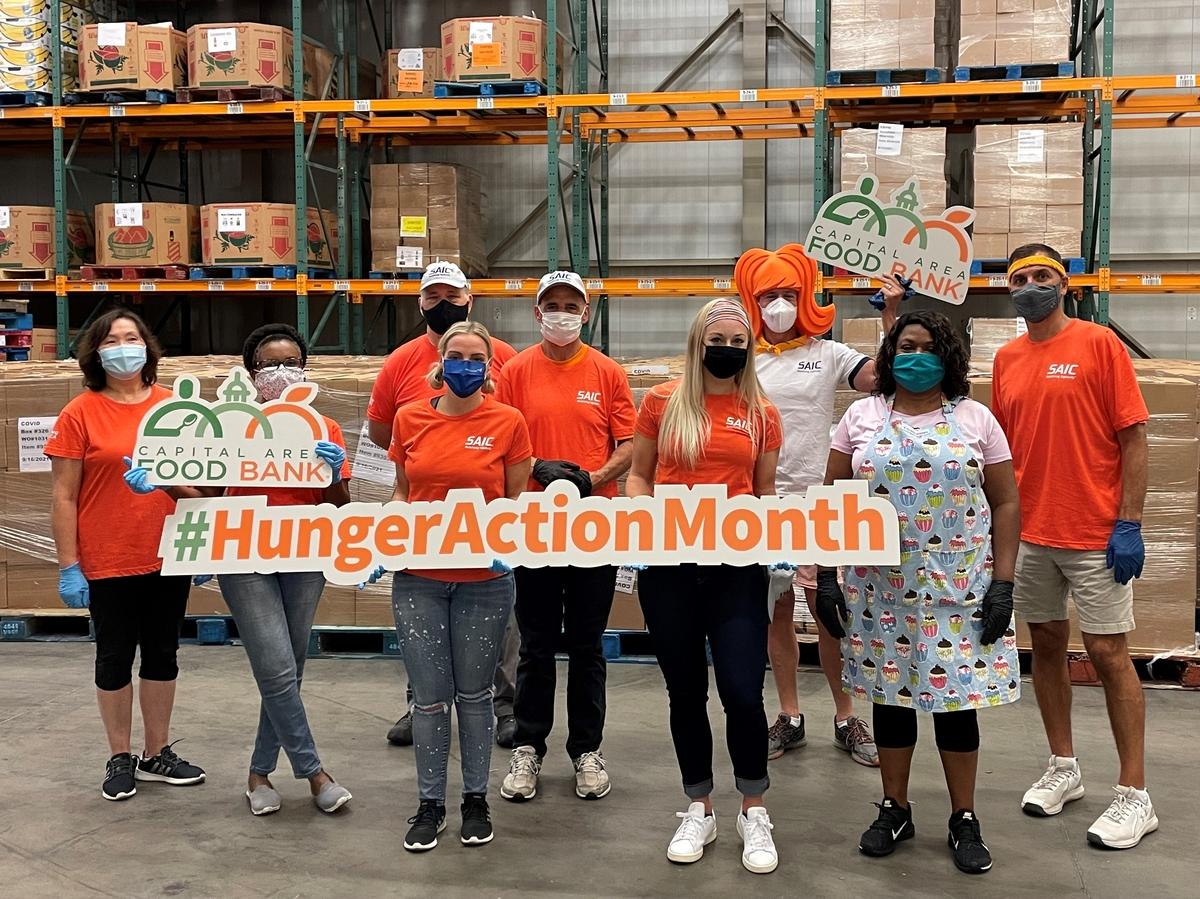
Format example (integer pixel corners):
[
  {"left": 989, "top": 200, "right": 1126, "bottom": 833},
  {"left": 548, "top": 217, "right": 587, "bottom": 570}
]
[
  {"left": 366, "top": 352, "right": 400, "bottom": 424},
  {"left": 990, "top": 351, "right": 1009, "bottom": 434},
  {"left": 763, "top": 403, "right": 783, "bottom": 453},
  {"left": 607, "top": 365, "right": 637, "bottom": 441},
  {"left": 43, "top": 399, "right": 86, "bottom": 459},
  {"left": 1103, "top": 332, "right": 1150, "bottom": 432},
  {"left": 635, "top": 385, "right": 669, "bottom": 441},
  {"left": 505, "top": 408, "right": 533, "bottom": 465}
]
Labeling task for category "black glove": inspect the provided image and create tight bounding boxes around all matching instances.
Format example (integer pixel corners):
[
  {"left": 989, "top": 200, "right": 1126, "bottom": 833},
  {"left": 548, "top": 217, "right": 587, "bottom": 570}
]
[
  {"left": 815, "top": 569, "right": 848, "bottom": 639},
  {"left": 532, "top": 459, "right": 593, "bottom": 497},
  {"left": 980, "top": 579, "right": 1014, "bottom": 647}
]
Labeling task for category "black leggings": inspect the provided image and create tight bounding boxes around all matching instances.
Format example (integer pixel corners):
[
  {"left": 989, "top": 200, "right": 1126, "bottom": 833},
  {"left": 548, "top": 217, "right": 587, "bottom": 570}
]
[
  {"left": 873, "top": 703, "right": 980, "bottom": 753},
  {"left": 89, "top": 571, "right": 191, "bottom": 691}
]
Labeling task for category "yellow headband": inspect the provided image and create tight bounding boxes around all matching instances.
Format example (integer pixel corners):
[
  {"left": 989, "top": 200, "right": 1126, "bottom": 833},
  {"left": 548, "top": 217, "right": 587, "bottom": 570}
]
[{"left": 1007, "top": 255, "right": 1066, "bottom": 278}]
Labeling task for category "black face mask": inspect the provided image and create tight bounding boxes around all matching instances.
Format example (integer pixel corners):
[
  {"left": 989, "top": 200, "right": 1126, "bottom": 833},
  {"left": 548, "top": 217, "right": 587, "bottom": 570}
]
[
  {"left": 702, "top": 345, "right": 749, "bottom": 379},
  {"left": 422, "top": 300, "right": 470, "bottom": 335}
]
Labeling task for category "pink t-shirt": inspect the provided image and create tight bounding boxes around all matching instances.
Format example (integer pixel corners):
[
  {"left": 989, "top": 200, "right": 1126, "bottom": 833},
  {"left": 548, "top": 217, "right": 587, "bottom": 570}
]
[{"left": 831, "top": 395, "right": 1012, "bottom": 477}]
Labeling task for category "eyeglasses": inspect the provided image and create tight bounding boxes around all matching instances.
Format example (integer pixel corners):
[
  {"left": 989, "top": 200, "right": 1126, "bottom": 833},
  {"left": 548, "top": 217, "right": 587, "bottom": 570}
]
[{"left": 253, "top": 359, "right": 304, "bottom": 372}]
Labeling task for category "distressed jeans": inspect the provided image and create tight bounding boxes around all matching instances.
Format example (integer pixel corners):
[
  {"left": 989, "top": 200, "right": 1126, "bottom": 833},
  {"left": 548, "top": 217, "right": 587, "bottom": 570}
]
[
  {"left": 220, "top": 571, "right": 326, "bottom": 779},
  {"left": 391, "top": 571, "right": 515, "bottom": 802}
]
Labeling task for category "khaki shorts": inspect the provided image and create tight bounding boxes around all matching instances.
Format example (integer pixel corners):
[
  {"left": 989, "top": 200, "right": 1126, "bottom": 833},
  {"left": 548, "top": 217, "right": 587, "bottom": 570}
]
[{"left": 1014, "top": 541, "right": 1135, "bottom": 635}]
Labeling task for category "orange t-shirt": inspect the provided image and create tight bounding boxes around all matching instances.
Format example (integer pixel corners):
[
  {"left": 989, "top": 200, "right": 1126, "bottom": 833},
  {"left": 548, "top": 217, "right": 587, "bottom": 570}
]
[
  {"left": 225, "top": 417, "right": 352, "bottom": 506},
  {"left": 635, "top": 379, "right": 783, "bottom": 497},
  {"left": 389, "top": 394, "right": 532, "bottom": 581},
  {"left": 992, "top": 319, "right": 1149, "bottom": 550},
  {"left": 43, "top": 386, "right": 176, "bottom": 580},
  {"left": 366, "top": 332, "right": 518, "bottom": 426},
  {"left": 495, "top": 344, "right": 636, "bottom": 498}
]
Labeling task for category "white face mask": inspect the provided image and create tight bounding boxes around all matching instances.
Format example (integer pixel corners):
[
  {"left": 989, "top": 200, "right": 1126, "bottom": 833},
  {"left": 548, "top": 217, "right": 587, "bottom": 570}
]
[
  {"left": 761, "top": 296, "right": 798, "bottom": 334},
  {"left": 253, "top": 365, "right": 306, "bottom": 401},
  {"left": 539, "top": 311, "right": 585, "bottom": 346}
]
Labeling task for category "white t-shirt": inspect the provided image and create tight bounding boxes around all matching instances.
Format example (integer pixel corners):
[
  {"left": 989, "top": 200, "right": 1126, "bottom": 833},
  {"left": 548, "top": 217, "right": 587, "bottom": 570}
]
[{"left": 755, "top": 338, "right": 870, "bottom": 494}]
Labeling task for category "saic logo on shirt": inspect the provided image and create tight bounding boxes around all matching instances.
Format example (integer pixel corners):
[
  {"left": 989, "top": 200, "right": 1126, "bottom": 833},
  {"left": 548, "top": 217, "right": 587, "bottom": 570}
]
[
  {"left": 725, "top": 416, "right": 751, "bottom": 435},
  {"left": 1046, "top": 363, "right": 1079, "bottom": 380},
  {"left": 795, "top": 360, "right": 822, "bottom": 373},
  {"left": 576, "top": 390, "right": 602, "bottom": 406},
  {"left": 465, "top": 435, "right": 496, "bottom": 450}
]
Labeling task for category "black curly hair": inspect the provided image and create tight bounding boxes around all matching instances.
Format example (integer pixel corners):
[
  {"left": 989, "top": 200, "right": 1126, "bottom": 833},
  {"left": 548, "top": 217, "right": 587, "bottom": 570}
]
[
  {"left": 242, "top": 323, "right": 308, "bottom": 373},
  {"left": 874, "top": 310, "right": 971, "bottom": 400}
]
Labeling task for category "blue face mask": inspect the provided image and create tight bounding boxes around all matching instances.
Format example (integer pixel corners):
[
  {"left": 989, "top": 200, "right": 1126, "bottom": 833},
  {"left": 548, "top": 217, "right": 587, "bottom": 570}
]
[
  {"left": 893, "top": 351, "right": 944, "bottom": 393},
  {"left": 99, "top": 344, "right": 147, "bottom": 380},
  {"left": 442, "top": 358, "right": 487, "bottom": 398}
]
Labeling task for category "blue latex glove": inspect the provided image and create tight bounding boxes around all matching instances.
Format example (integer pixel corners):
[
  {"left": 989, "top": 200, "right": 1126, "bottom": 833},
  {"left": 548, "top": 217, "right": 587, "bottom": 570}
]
[
  {"left": 868, "top": 274, "right": 915, "bottom": 311},
  {"left": 192, "top": 575, "right": 214, "bottom": 587},
  {"left": 58, "top": 562, "right": 90, "bottom": 609},
  {"left": 122, "top": 456, "right": 158, "bottom": 495},
  {"left": 1105, "top": 519, "right": 1145, "bottom": 585},
  {"left": 624, "top": 564, "right": 648, "bottom": 572},
  {"left": 490, "top": 559, "right": 512, "bottom": 574},
  {"left": 358, "top": 565, "right": 388, "bottom": 589},
  {"left": 768, "top": 562, "right": 797, "bottom": 572},
  {"left": 314, "top": 440, "right": 346, "bottom": 484}
]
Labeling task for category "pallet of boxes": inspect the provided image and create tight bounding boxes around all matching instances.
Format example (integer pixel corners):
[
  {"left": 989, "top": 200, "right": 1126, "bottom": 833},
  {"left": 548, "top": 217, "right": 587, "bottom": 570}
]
[
  {"left": 0, "top": 0, "right": 94, "bottom": 98},
  {"left": 841, "top": 125, "right": 949, "bottom": 214},
  {"left": 76, "top": 21, "right": 186, "bottom": 99},
  {"left": 0, "top": 204, "right": 93, "bottom": 276},
  {"left": 383, "top": 46, "right": 439, "bottom": 98},
  {"left": 828, "top": 0, "right": 955, "bottom": 75},
  {"left": 957, "top": 0, "right": 1074, "bottom": 73},
  {"left": 438, "top": 16, "right": 561, "bottom": 91},
  {"left": 196, "top": 203, "right": 337, "bottom": 274},
  {"left": 182, "top": 22, "right": 334, "bottom": 101}
]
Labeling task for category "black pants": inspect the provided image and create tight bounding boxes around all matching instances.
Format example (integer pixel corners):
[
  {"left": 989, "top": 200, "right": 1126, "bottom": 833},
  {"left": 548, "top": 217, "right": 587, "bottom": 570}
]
[
  {"left": 89, "top": 571, "right": 191, "bottom": 691},
  {"left": 512, "top": 566, "right": 617, "bottom": 759},
  {"left": 873, "top": 704, "right": 980, "bottom": 753},
  {"left": 639, "top": 564, "right": 770, "bottom": 799}
]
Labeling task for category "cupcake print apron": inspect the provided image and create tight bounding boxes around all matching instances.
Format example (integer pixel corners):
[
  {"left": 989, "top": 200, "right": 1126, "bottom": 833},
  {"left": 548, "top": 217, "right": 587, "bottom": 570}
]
[{"left": 841, "top": 399, "right": 1020, "bottom": 713}]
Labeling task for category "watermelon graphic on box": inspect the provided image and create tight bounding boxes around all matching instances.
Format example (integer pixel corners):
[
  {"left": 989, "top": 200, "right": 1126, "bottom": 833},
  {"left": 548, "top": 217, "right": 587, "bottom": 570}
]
[
  {"left": 94, "top": 203, "right": 200, "bottom": 266},
  {"left": 79, "top": 24, "right": 187, "bottom": 91}
]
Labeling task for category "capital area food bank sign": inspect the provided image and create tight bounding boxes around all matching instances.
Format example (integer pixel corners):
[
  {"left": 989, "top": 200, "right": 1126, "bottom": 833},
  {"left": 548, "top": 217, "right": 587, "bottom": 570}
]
[{"left": 131, "top": 367, "right": 332, "bottom": 488}]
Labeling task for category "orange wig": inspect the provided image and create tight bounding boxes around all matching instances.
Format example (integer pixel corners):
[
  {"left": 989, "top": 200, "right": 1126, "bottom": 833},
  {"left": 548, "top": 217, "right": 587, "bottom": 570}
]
[{"left": 733, "top": 244, "right": 833, "bottom": 339}]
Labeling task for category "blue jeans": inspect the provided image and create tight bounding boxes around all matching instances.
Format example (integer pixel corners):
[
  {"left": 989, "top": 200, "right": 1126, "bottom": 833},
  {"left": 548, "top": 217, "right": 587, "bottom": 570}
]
[
  {"left": 220, "top": 571, "right": 326, "bottom": 779},
  {"left": 391, "top": 571, "right": 515, "bottom": 803}
]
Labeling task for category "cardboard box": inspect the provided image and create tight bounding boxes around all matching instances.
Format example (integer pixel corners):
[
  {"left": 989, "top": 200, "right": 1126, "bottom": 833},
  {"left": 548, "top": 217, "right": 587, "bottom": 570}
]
[
  {"left": 842, "top": 317, "right": 885, "bottom": 354},
  {"left": 369, "top": 163, "right": 486, "bottom": 275},
  {"left": 78, "top": 22, "right": 187, "bottom": 91},
  {"left": 0, "top": 206, "right": 92, "bottom": 269},
  {"left": 1009, "top": 204, "right": 1046, "bottom": 233},
  {"left": 94, "top": 202, "right": 200, "bottom": 266},
  {"left": 302, "top": 39, "right": 336, "bottom": 99},
  {"left": 973, "top": 206, "right": 1009, "bottom": 234},
  {"left": 972, "top": 232, "right": 1010, "bottom": 258},
  {"left": 384, "top": 47, "right": 438, "bottom": 99},
  {"left": 28, "top": 328, "right": 58, "bottom": 362},
  {"left": 1046, "top": 204, "right": 1083, "bottom": 232},
  {"left": 440, "top": 16, "right": 561, "bottom": 83},
  {"left": 199, "top": 204, "right": 337, "bottom": 267},
  {"left": 187, "top": 23, "right": 293, "bottom": 91}
]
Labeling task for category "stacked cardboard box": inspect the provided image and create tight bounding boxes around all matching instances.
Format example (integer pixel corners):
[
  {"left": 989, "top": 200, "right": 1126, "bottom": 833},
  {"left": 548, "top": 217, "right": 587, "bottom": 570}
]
[
  {"left": 199, "top": 204, "right": 336, "bottom": 268},
  {"left": 94, "top": 202, "right": 199, "bottom": 266},
  {"left": 77, "top": 22, "right": 186, "bottom": 93},
  {"left": 959, "top": 0, "right": 1073, "bottom": 67},
  {"left": 967, "top": 317, "right": 1026, "bottom": 373},
  {"left": 0, "top": 0, "right": 93, "bottom": 95},
  {"left": 841, "top": 127, "right": 948, "bottom": 216},
  {"left": 972, "top": 123, "right": 1083, "bottom": 259},
  {"left": 383, "top": 47, "right": 439, "bottom": 99},
  {"left": 439, "top": 16, "right": 561, "bottom": 84},
  {"left": 187, "top": 23, "right": 332, "bottom": 95},
  {"left": 0, "top": 205, "right": 92, "bottom": 270},
  {"left": 829, "top": 0, "right": 954, "bottom": 70},
  {"left": 842, "top": 317, "right": 885, "bottom": 358},
  {"left": 369, "top": 163, "right": 485, "bottom": 276},
  {"left": 301, "top": 38, "right": 335, "bottom": 99}
]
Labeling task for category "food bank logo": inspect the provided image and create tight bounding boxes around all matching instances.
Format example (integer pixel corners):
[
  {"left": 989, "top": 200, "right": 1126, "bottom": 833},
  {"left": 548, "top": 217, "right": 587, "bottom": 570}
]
[
  {"left": 804, "top": 175, "right": 976, "bottom": 305},
  {"left": 132, "top": 367, "right": 331, "bottom": 488}
]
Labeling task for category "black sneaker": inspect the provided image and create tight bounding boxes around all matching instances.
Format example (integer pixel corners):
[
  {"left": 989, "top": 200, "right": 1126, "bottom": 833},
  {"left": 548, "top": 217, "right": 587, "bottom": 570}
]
[
  {"left": 766, "top": 713, "right": 807, "bottom": 760},
  {"left": 388, "top": 711, "right": 414, "bottom": 746},
  {"left": 460, "top": 792, "right": 494, "bottom": 845},
  {"left": 948, "top": 810, "right": 993, "bottom": 874},
  {"left": 102, "top": 753, "right": 137, "bottom": 801},
  {"left": 404, "top": 799, "right": 447, "bottom": 852},
  {"left": 136, "top": 742, "right": 206, "bottom": 785},
  {"left": 859, "top": 798, "right": 915, "bottom": 857},
  {"left": 495, "top": 714, "right": 518, "bottom": 749}
]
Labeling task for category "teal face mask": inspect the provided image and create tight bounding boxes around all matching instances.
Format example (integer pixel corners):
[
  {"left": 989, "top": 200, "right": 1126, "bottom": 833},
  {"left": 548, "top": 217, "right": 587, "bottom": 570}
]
[{"left": 893, "top": 351, "right": 944, "bottom": 393}]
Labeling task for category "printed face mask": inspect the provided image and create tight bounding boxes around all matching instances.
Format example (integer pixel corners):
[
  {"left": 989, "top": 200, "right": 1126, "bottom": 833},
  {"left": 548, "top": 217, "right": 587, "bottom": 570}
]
[
  {"left": 539, "top": 311, "right": 585, "bottom": 346},
  {"left": 702, "top": 345, "right": 749, "bottom": 379},
  {"left": 422, "top": 300, "right": 470, "bottom": 335},
  {"left": 760, "top": 296, "right": 798, "bottom": 334},
  {"left": 442, "top": 358, "right": 487, "bottom": 398},
  {"left": 99, "top": 345, "right": 147, "bottom": 380},
  {"left": 892, "top": 351, "right": 944, "bottom": 393},
  {"left": 1010, "top": 282, "right": 1061, "bottom": 323},
  {"left": 254, "top": 365, "right": 306, "bottom": 401}
]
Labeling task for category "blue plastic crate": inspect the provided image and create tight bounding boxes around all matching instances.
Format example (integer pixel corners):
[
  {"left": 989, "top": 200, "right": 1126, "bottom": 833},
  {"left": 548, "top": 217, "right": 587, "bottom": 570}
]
[
  {"left": 601, "top": 632, "right": 622, "bottom": 660},
  {"left": 195, "top": 617, "right": 229, "bottom": 645},
  {"left": 0, "top": 312, "right": 33, "bottom": 329}
]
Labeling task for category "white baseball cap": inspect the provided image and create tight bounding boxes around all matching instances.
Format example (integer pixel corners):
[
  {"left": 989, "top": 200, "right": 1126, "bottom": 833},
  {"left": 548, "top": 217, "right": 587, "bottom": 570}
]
[
  {"left": 536, "top": 270, "right": 588, "bottom": 304},
  {"left": 421, "top": 260, "right": 470, "bottom": 291}
]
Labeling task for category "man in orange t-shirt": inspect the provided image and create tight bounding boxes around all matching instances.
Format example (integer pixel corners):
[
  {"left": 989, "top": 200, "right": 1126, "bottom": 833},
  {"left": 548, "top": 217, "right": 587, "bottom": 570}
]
[
  {"left": 992, "top": 243, "right": 1155, "bottom": 850},
  {"left": 495, "top": 271, "right": 635, "bottom": 803},
  {"left": 365, "top": 260, "right": 520, "bottom": 748}
]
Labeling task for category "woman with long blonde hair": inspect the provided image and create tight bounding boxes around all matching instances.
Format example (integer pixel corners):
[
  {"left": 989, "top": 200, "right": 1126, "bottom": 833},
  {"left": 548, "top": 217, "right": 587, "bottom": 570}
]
[{"left": 626, "top": 299, "right": 784, "bottom": 875}]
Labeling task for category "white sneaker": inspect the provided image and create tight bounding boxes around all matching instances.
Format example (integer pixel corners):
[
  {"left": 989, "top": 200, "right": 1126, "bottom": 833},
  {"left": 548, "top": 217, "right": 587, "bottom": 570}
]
[
  {"left": 1087, "top": 786, "right": 1159, "bottom": 849},
  {"left": 736, "top": 807, "right": 779, "bottom": 874},
  {"left": 500, "top": 746, "right": 541, "bottom": 802},
  {"left": 667, "top": 802, "right": 716, "bottom": 864},
  {"left": 573, "top": 750, "right": 611, "bottom": 800},
  {"left": 1021, "top": 755, "right": 1085, "bottom": 816}
]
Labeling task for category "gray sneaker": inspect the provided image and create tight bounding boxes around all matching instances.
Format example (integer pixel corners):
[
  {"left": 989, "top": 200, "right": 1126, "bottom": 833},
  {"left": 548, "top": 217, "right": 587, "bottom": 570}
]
[
  {"left": 500, "top": 746, "right": 541, "bottom": 801},
  {"left": 313, "top": 781, "right": 353, "bottom": 813},
  {"left": 573, "top": 750, "right": 611, "bottom": 800},
  {"left": 767, "top": 713, "right": 807, "bottom": 760},
  {"left": 246, "top": 784, "right": 282, "bottom": 816},
  {"left": 834, "top": 716, "right": 880, "bottom": 767}
]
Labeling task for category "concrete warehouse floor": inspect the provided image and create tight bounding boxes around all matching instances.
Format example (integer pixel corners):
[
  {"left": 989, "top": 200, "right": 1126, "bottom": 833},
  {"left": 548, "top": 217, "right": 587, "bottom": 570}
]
[{"left": 0, "top": 644, "right": 1195, "bottom": 899}]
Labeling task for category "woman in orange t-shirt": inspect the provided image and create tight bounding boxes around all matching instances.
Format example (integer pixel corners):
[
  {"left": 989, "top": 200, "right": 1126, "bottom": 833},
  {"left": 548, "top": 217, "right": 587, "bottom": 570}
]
[
  {"left": 384, "top": 321, "right": 532, "bottom": 852},
  {"left": 626, "top": 299, "right": 783, "bottom": 875},
  {"left": 44, "top": 309, "right": 205, "bottom": 802}
]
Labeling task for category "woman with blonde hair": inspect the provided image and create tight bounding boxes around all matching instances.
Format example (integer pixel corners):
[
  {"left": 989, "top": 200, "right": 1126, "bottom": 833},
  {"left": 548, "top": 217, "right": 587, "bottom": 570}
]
[
  {"left": 381, "top": 320, "right": 532, "bottom": 852},
  {"left": 626, "top": 299, "right": 784, "bottom": 875}
]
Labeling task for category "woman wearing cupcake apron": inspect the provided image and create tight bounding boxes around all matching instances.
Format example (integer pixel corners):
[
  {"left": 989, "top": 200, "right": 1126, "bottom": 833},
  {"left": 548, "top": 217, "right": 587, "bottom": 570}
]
[{"left": 815, "top": 311, "right": 1022, "bottom": 875}]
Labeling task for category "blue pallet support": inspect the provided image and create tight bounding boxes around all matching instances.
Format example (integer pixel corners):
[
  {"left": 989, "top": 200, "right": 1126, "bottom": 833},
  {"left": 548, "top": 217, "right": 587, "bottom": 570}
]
[
  {"left": 63, "top": 89, "right": 175, "bottom": 106},
  {"left": 826, "top": 68, "right": 941, "bottom": 86},
  {"left": 971, "top": 256, "right": 1086, "bottom": 275},
  {"left": 0, "top": 312, "right": 34, "bottom": 329},
  {"left": 0, "top": 348, "right": 31, "bottom": 361},
  {"left": 0, "top": 618, "right": 32, "bottom": 640},
  {"left": 368, "top": 271, "right": 423, "bottom": 280},
  {"left": 433, "top": 79, "right": 547, "bottom": 98},
  {"left": 189, "top": 265, "right": 335, "bottom": 280},
  {"left": 0, "top": 91, "right": 51, "bottom": 107},
  {"left": 601, "top": 632, "right": 621, "bottom": 660},
  {"left": 195, "top": 618, "right": 229, "bottom": 645},
  {"left": 953, "top": 61, "right": 1075, "bottom": 83}
]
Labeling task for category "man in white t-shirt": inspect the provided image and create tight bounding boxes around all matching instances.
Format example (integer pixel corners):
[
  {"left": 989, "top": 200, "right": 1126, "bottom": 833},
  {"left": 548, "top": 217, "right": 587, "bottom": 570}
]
[{"left": 735, "top": 244, "right": 900, "bottom": 766}]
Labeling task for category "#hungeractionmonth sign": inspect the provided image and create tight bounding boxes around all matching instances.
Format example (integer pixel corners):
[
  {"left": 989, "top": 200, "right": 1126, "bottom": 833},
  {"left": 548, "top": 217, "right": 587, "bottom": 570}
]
[
  {"left": 804, "top": 175, "right": 976, "bottom": 304},
  {"left": 132, "top": 367, "right": 332, "bottom": 488},
  {"left": 158, "top": 482, "right": 902, "bottom": 585}
]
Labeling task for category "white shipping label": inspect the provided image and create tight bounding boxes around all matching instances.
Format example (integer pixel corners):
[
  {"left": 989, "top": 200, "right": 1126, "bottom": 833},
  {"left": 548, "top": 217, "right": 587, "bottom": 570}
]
[
  {"left": 628, "top": 364, "right": 669, "bottom": 376},
  {"left": 351, "top": 422, "right": 396, "bottom": 486},
  {"left": 614, "top": 567, "right": 638, "bottom": 594},
  {"left": 207, "top": 28, "right": 237, "bottom": 53},
  {"left": 1015, "top": 317, "right": 1028, "bottom": 336},
  {"left": 397, "top": 48, "right": 425, "bottom": 70},
  {"left": 217, "top": 208, "right": 246, "bottom": 233},
  {"left": 396, "top": 245, "right": 424, "bottom": 268},
  {"left": 114, "top": 202, "right": 143, "bottom": 227},
  {"left": 18, "top": 417, "right": 56, "bottom": 473},
  {"left": 96, "top": 22, "right": 127, "bottom": 46},
  {"left": 468, "top": 21, "right": 494, "bottom": 45},
  {"left": 0, "top": 206, "right": 9, "bottom": 228},
  {"left": 875, "top": 122, "right": 904, "bottom": 157},
  {"left": 1016, "top": 129, "right": 1045, "bottom": 164}
]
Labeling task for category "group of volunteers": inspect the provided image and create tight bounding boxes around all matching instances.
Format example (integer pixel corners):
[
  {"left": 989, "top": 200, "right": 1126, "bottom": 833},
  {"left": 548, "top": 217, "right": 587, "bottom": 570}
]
[{"left": 47, "top": 240, "right": 1156, "bottom": 878}]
